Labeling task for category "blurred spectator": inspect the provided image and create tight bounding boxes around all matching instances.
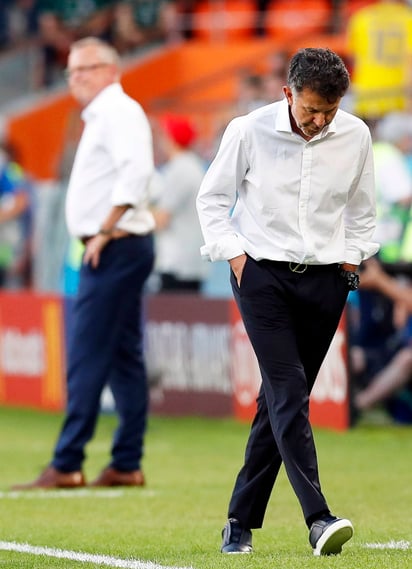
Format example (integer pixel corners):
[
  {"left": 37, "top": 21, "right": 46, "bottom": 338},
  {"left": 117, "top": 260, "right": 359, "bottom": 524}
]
[
  {"left": 349, "top": 111, "right": 412, "bottom": 421},
  {"left": 265, "top": 49, "right": 289, "bottom": 77},
  {"left": 254, "top": 0, "right": 271, "bottom": 37},
  {"left": 0, "top": 142, "right": 32, "bottom": 288},
  {"left": 236, "top": 71, "right": 267, "bottom": 114},
  {"left": 35, "top": 0, "right": 115, "bottom": 86},
  {"left": 349, "top": 278, "right": 405, "bottom": 384},
  {"left": 360, "top": 257, "right": 412, "bottom": 311},
  {"left": 346, "top": 0, "right": 412, "bottom": 125},
  {"left": 212, "top": 69, "right": 268, "bottom": 156},
  {"left": 37, "top": 0, "right": 115, "bottom": 39},
  {"left": 111, "top": 0, "right": 181, "bottom": 54},
  {"left": 0, "top": 0, "right": 14, "bottom": 49},
  {"left": 261, "top": 51, "right": 288, "bottom": 103},
  {"left": 59, "top": 108, "right": 84, "bottom": 295},
  {"left": 262, "top": 70, "right": 284, "bottom": 103},
  {"left": 0, "top": 0, "right": 39, "bottom": 50},
  {"left": 35, "top": 12, "right": 73, "bottom": 86},
  {"left": 328, "top": 0, "right": 344, "bottom": 34},
  {"left": 372, "top": 112, "right": 412, "bottom": 263},
  {"left": 151, "top": 113, "right": 209, "bottom": 292},
  {"left": 32, "top": 108, "right": 83, "bottom": 294},
  {"left": 352, "top": 257, "right": 412, "bottom": 422},
  {"left": 177, "top": 0, "right": 199, "bottom": 39},
  {"left": 234, "top": 54, "right": 288, "bottom": 116}
]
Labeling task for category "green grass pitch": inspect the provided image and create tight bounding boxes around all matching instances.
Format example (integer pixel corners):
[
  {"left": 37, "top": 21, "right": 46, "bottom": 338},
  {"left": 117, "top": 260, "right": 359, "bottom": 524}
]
[{"left": 0, "top": 406, "right": 411, "bottom": 568}]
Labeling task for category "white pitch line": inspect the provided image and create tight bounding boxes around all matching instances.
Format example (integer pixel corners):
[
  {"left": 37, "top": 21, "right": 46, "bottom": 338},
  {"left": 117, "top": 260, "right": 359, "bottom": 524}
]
[
  {"left": 0, "top": 489, "right": 157, "bottom": 499},
  {"left": 364, "top": 541, "right": 410, "bottom": 550},
  {"left": 0, "top": 541, "right": 194, "bottom": 569},
  {"left": 0, "top": 489, "right": 125, "bottom": 499}
]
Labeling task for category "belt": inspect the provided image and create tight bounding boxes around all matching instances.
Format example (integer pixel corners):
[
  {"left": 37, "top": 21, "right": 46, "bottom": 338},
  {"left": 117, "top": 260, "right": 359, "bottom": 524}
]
[
  {"left": 260, "top": 260, "right": 339, "bottom": 273},
  {"left": 80, "top": 229, "right": 134, "bottom": 246}
]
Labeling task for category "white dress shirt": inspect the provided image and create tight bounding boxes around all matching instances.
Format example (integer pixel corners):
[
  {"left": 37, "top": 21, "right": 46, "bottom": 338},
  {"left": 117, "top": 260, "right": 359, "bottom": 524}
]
[
  {"left": 65, "top": 83, "right": 155, "bottom": 237},
  {"left": 155, "top": 151, "right": 210, "bottom": 280},
  {"left": 197, "top": 98, "right": 379, "bottom": 266}
]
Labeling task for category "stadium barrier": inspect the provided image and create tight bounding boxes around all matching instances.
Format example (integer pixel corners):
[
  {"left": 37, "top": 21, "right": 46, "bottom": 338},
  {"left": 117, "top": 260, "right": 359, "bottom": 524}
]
[{"left": 0, "top": 290, "right": 350, "bottom": 430}]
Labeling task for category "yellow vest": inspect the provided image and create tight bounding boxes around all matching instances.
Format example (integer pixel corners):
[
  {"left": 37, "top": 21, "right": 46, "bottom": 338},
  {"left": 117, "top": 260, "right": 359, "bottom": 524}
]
[{"left": 347, "top": 1, "right": 412, "bottom": 118}]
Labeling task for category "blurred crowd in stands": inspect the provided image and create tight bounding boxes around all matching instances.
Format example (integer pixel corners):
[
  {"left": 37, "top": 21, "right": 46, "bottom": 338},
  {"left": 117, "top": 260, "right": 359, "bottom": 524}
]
[
  {"left": 0, "top": 1, "right": 358, "bottom": 88},
  {"left": 0, "top": 0, "right": 189, "bottom": 87},
  {"left": 2, "top": 0, "right": 412, "bottom": 424}
]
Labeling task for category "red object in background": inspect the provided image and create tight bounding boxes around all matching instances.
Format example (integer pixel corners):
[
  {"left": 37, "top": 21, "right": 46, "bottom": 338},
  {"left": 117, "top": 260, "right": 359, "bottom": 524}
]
[
  {"left": 309, "top": 313, "right": 350, "bottom": 430},
  {"left": 229, "top": 299, "right": 261, "bottom": 421},
  {"left": 0, "top": 291, "right": 350, "bottom": 430},
  {"left": 230, "top": 300, "right": 350, "bottom": 431},
  {"left": 0, "top": 291, "right": 66, "bottom": 411}
]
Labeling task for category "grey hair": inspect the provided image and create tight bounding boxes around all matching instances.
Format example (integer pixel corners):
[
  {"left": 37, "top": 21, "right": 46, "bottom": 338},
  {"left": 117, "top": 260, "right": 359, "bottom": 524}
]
[{"left": 69, "top": 36, "right": 120, "bottom": 67}]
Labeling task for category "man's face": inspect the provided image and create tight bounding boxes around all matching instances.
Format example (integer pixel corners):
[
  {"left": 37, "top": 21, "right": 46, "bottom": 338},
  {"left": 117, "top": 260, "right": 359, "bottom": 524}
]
[
  {"left": 66, "top": 45, "right": 118, "bottom": 106},
  {"left": 283, "top": 86, "right": 340, "bottom": 140}
]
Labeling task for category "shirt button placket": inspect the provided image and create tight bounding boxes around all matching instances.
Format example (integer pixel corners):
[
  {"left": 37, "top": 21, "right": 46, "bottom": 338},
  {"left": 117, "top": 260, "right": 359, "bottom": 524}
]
[{"left": 299, "top": 145, "right": 313, "bottom": 258}]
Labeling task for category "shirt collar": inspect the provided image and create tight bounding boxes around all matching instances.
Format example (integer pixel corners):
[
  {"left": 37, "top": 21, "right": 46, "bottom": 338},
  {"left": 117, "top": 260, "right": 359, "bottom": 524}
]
[
  {"left": 81, "top": 82, "right": 123, "bottom": 121},
  {"left": 275, "top": 98, "right": 293, "bottom": 133},
  {"left": 275, "top": 98, "right": 338, "bottom": 139}
]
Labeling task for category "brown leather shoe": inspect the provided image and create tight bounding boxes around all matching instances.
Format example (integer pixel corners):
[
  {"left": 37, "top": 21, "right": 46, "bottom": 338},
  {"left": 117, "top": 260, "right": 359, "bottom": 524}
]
[
  {"left": 90, "top": 466, "right": 145, "bottom": 487},
  {"left": 11, "top": 466, "right": 86, "bottom": 490}
]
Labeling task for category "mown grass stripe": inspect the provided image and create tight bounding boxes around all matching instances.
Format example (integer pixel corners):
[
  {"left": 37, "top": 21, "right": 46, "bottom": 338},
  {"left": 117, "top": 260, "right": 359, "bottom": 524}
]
[{"left": 0, "top": 541, "right": 194, "bottom": 569}]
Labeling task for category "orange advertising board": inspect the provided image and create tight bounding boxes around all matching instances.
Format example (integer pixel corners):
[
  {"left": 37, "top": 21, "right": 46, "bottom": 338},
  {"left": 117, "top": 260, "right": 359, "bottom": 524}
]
[{"left": 0, "top": 292, "right": 66, "bottom": 411}]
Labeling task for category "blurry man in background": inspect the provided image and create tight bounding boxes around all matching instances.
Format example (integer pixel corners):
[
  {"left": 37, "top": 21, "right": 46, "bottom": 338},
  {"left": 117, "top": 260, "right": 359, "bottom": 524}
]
[
  {"left": 13, "top": 37, "right": 155, "bottom": 489},
  {"left": 152, "top": 114, "right": 208, "bottom": 292}
]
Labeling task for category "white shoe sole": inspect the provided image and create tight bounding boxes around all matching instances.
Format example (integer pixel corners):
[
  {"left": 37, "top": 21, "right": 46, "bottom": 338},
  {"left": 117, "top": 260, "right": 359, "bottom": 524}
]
[{"left": 313, "top": 518, "right": 354, "bottom": 556}]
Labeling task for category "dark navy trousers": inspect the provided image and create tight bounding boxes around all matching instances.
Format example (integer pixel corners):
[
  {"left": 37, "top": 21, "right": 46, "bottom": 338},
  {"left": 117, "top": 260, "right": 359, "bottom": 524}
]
[
  {"left": 52, "top": 234, "right": 154, "bottom": 473},
  {"left": 228, "top": 257, "right": 349, "bottom": 528}
]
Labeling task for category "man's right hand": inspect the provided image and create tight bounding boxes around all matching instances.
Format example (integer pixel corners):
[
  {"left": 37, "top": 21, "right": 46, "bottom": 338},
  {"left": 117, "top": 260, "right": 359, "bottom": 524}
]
[
  {"left": 229, "top": 254, "right": 247, "bottom": 287},
  {"left": 83, "top": 233, "right": 111, "bottom": 269}
]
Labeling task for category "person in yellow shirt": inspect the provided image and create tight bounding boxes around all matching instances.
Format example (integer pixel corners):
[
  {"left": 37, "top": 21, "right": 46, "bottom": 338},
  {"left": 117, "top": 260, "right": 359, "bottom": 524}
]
[{"left": 346, "top": 0, "right": 412, "bottom": 122}]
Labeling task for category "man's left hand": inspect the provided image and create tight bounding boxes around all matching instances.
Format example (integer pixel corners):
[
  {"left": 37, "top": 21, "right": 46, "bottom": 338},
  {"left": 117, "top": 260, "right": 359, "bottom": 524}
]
[{"left": 83, "top": 234, "right": 111, "bottom": 268}]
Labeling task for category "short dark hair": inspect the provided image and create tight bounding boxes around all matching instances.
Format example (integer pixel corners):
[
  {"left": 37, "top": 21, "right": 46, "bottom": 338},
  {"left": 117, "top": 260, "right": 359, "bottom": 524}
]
[{"left": 287, "top": 48, "right": 350, "bottom": 102}]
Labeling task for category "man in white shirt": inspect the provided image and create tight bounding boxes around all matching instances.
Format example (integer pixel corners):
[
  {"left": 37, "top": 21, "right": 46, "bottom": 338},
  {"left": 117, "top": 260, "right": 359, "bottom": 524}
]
[
  {"left": 13, "top": 37, "right": 155, "bottom": 489},
  {"left": 152, "top": 113, "right": 209, "bottom": 292},
  {"left": 197, "top": 48, "right": 379, "bottom": 556}
]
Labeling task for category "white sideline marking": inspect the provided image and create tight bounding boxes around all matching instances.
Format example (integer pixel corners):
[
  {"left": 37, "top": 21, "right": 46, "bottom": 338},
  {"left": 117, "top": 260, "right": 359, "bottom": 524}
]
[
  {"left": 0, "top": 489, "right": 156, "bottom": 499},
  {"left": 0, "top": 541, "right": 193, "bottom": 569},
  {"left": 364, "top": 541, "right": 410, "bottom": 550}
]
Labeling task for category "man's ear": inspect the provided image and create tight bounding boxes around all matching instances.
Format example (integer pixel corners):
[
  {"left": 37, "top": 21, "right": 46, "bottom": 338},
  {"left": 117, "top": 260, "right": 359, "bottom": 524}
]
[{"left": 283, "top": 86, "right": 293, "bottom": 105}]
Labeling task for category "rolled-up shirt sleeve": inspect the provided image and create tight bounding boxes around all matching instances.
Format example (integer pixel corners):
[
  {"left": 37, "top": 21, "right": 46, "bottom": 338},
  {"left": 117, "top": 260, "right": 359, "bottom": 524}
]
[{"left": 107, "top": 102, "right": 154, "bottom": 208}]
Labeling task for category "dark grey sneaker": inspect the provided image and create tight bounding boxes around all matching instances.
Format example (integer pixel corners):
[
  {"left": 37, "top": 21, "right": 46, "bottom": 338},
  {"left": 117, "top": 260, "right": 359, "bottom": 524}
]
[
  {"left": 221, "top": 518, "right": 253, "bottom": 554},
  {"left": 309, "top": 516, "right": 353, "bottom": 556}
]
